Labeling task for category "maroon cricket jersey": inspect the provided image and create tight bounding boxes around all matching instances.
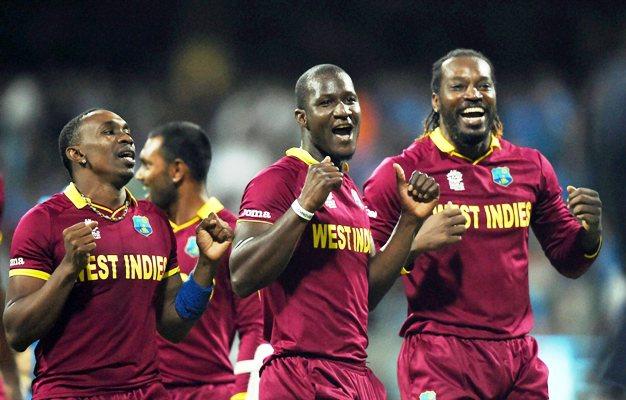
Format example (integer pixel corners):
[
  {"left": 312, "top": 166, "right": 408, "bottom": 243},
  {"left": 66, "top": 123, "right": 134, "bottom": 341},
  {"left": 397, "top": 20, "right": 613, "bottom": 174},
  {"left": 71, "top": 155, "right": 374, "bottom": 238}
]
[
  {"left": 9, "top": 183, "right": 180, "bottom": 398},
  {"left": 363, "top": 128, "right": 600, "bottom": 340},
  {"left": 239, "top": 148, "right": 372, "bottom": 364},
  {"left": 157, "top": 199, "right": 263, "bottom": 394}
]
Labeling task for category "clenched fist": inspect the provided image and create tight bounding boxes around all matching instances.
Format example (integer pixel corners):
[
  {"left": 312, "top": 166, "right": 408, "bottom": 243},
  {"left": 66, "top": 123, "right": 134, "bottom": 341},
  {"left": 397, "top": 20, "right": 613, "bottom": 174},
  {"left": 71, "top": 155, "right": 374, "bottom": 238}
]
[
  {"left": 394, "top": 163, "right": 440, "bottom": 220},
  {"left": 298, "top": 156, "right": 343, "bottom": 212},
  {"left": 62, "top": 220, "right": 99, "bottom": 273},
  {"left": 196, "top": 212, "right": 234, "bottom": 263},
  {"left": 412, "top": 206, "right": 467, "bottom": 253}
]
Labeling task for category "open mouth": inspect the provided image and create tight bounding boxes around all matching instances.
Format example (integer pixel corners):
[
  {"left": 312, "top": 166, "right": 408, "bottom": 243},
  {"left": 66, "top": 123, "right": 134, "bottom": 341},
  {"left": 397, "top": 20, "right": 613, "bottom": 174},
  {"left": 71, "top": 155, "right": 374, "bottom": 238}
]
[
  {"left": 332, "top": 125, "right": 354, "bottom": 141},
  {"left": 117, "top": 149, "right": 136, "bottom": 165},
  {"left": 459, "top": 107, "right": 486, "bottom": 125}
]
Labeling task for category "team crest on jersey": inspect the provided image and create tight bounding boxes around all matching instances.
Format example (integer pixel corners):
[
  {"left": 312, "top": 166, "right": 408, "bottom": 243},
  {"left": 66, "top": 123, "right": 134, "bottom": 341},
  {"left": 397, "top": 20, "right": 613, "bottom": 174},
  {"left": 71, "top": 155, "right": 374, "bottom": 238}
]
[
  {"left": 419, "top": 391, "right": 436, "bottom": 400},
  {"left": 447, "top": 170, "right": 465, "bottom": 191},
  {"left": 132, "top": 215, "right": 153, "bottom": 237},
  {"left": 185, "top": 236, "right": 200, "bottom": 258},
  {"left": 492, "top": 166, "right": 513, "bottom": 187}
]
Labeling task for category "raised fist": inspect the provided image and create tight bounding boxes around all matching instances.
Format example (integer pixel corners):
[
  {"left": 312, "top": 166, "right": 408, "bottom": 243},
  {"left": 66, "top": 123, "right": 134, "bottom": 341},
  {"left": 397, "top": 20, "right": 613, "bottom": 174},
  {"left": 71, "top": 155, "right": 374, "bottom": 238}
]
[{"left": 297, "top": 156, "right": 343, "bottom": 212}]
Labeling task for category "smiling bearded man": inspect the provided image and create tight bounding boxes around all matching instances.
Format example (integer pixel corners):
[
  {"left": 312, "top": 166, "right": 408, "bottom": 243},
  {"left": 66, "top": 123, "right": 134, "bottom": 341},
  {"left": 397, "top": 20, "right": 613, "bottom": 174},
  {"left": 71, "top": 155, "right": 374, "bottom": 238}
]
[{"left": 363, "top": 49, "right": 603, "bottom": 399}]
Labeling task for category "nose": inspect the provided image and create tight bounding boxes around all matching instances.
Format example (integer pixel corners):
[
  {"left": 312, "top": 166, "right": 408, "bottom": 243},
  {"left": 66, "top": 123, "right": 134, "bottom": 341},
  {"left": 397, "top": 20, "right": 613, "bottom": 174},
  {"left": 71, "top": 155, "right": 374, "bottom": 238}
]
[
  {"left": 333, "top": 101, "right": 352, "bottom": 118},
  {"left": 464, "top": 85, "right": 482, "bottom": 100},
  {"left": 119, "top": 131, "right": 134, "bottom": 145}
]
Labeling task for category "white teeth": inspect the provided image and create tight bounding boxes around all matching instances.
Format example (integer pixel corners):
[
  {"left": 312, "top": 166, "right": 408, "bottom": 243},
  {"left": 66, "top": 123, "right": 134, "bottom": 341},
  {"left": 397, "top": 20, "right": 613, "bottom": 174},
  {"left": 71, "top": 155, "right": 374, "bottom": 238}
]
[{"left": 462, "top": 107, "right": 484, "bottom": 114}]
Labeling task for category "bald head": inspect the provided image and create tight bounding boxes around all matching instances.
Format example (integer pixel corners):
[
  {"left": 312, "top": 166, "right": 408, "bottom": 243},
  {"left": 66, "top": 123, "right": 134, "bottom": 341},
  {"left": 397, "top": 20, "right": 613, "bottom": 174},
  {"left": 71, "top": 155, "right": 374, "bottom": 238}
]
[{"left": 295, "top": 64, "right": 350, "bottom": 110}]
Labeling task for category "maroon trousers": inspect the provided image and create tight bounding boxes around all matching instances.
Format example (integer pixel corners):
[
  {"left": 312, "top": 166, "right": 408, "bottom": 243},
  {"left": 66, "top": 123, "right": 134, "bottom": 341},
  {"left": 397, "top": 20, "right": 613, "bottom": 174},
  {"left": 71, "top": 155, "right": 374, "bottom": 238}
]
[
  {"left": 398, "top": 334, "right": 549, "bottom": 400},
  {"left": 260, "top": 355, "right": 387, "bottom": 399},
  {"left": 46, "top": 382, "right": 170, "bottom": 400}
]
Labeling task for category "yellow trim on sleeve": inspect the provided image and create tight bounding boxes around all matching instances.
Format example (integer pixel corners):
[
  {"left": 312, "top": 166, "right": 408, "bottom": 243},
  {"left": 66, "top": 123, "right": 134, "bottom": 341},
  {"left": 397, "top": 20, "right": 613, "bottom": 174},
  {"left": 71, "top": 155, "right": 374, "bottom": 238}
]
[
  {"left": 163, "top": 266, "right": 180, "bottom": 278},
  {"left": 428, "top": 127, "right": 500, "bottom": 165},
  {"left": 9, "top": 269, "right": 51, "bottom": 281},
  {"left": 584, "top": 235, "right": 602, "bottom": 259},
  {"left": 236, "top": 219, "right": 274, "bottom": 225},
  {"left": 230, "top": 393, "right": 247, "bottom": 400},
  {"left": 400, "top": 267, "right": 412, "bottom": 275}
]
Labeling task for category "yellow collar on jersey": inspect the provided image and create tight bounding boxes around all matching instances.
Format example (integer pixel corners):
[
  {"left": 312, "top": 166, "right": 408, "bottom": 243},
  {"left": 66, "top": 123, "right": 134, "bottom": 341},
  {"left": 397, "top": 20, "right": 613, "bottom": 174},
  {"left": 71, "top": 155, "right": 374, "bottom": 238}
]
[
  {"left": 169, "top": 198, "right": 224, "bottom": 233},
  {"left": 64, "top": 182, "right": 137, "bottom": 212},
  {"left": 286, "top": 147, "right": 350, "bottom": 172},
  {"left": 428, "top": 127, "right": 501, "bottom": 165}
]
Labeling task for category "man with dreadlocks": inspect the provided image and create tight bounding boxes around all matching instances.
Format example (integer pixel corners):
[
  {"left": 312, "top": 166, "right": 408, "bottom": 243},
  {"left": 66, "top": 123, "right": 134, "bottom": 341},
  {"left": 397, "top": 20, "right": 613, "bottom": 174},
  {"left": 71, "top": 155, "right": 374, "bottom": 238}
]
[{"left": 363, "top": 49, "right": 603, "bottom": 399}]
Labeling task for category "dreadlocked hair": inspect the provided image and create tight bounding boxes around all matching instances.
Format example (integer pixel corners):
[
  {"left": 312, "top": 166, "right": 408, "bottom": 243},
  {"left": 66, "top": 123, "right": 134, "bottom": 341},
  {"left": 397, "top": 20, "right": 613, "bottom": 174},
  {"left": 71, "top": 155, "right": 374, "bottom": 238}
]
[{"left": 421, "top": 49, "right": 503, "bottom": 139}]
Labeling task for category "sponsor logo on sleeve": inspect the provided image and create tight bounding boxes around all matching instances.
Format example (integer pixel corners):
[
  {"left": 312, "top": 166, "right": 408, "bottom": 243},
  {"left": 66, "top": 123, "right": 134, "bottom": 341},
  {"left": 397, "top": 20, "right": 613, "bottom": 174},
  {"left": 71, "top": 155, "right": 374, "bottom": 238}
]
[
  {"left": 241, "top": 209, "right": 272, "bottom": 219},
  {"left": 9, "top": 258, "right": 25, "bottom": 267}
]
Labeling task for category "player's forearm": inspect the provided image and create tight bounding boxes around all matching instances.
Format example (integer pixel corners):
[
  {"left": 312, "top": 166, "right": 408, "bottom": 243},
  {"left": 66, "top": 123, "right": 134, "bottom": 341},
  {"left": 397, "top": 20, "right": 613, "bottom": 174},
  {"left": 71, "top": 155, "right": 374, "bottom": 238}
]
[
  {"left": 230, "top": 212, "right": 308, "bottom": 297},
  {"left": 0, "top": 294, "right": 22, "bottom": 400},
  {"left": 368, "top": 213, "right": 421, "bottom": 310},
  {"left": 4, "top": 264, "right": 78, "bottom": 351},
  {"left": 191, "top": 255, "right": 219, "bottom": 287},
  {"left": 541, "top": 226, "right": 601, "bottom": 279},
  {"left": 0, "top": 356, "right": 21, "bottom": 400},
  {"left": 156, "top": 276, "right": 196, "bottom": 343}
]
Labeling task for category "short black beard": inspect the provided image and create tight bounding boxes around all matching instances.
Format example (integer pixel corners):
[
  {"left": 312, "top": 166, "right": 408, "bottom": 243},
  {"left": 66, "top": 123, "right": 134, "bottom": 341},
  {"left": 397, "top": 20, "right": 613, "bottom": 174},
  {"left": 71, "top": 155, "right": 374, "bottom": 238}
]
[
  {"left": 440, "top": 106, "right": 496, "bottom": 148},
  {"left": 150, "top": 182, "right": 178, "bottom": 211}
]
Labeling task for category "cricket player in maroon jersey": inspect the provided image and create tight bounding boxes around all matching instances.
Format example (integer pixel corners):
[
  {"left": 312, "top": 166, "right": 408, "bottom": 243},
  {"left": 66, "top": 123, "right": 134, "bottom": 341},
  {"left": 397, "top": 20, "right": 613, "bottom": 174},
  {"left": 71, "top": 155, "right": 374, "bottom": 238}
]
[
  {"left": 229, "top": 64, "right": 456, "bottom": 400},
  {"left": 0, "top": 175, "right": 23, "bottom": 400},
  {"left": 136, "top": 121, "right": 263, "bottom": 400},
  {"left": 363, "top": 49, "right": 604, "bottom": 400},
  {"left": 3, "top": 109, "right": 233, "bottom": 399}
]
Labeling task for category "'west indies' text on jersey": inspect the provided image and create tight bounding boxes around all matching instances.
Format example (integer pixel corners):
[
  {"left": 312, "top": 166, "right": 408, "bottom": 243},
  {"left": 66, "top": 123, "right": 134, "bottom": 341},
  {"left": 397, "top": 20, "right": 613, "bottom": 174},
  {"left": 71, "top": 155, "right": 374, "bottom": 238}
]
[
  {"left": 363, "top": 128, "right": 599, "bottom": 339},
  {"left": 239, "top": 148, "right": 373, "bottom": 364},
  {"left": 9, "top": 183, "right": 180, "bottom": 398}
]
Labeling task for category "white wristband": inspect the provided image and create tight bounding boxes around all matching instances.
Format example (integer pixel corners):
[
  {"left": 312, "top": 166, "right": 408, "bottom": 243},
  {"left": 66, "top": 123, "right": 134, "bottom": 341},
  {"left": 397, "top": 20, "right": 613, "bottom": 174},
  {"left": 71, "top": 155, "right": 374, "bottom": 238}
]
[{"left": 291, "top": 199, "right": 314, "bottom": 221}]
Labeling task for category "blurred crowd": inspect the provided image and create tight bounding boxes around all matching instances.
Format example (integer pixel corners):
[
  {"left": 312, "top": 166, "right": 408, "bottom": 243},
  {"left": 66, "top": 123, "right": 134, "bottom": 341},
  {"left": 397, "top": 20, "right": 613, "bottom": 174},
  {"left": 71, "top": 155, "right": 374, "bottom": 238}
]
[{"left": 1, "top": 37, "right": 625, "bottom": 399}]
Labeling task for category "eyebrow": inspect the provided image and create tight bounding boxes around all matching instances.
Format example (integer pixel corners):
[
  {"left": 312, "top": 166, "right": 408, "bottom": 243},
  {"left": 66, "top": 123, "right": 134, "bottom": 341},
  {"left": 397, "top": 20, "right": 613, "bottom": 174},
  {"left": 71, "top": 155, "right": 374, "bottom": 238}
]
[{"left": 96, "top": 120, "right": 129, "bottom": 131}]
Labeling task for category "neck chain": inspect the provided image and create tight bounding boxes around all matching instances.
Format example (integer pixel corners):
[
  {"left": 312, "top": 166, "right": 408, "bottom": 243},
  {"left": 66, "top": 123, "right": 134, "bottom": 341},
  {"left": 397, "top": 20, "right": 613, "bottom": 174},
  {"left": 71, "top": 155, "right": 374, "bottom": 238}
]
[{"left": 81, "top": 193, "right": 130, "bottom": 222}]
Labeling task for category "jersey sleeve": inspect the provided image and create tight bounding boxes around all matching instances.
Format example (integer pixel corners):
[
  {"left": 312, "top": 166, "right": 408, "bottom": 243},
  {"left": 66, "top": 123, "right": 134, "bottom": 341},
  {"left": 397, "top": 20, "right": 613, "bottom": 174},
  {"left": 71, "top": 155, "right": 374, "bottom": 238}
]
[
  {"left": 362, "top": 157, "right": 403, "bottom": 249},
  {"left": 9, "top": 207, "right": 54, "bottom": 281},
  {"left": 162, "top": 214, "right": 180, "bottom": 279},
  {"left": 238, "top": 167, "right": 296, "bottom": 224},
  {"left": 531, "top": 151, "right": 598, "bottom": 273},
  {"left": 232, "top": 290, "right": 264, "bottom": 394}
]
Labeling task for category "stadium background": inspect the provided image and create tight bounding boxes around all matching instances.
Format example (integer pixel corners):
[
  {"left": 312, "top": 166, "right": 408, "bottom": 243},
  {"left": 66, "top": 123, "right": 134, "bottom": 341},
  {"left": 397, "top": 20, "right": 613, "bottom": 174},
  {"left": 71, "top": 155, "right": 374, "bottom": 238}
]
[{"left": 1, "top": 2, "right": 626, "bottom": 399}]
